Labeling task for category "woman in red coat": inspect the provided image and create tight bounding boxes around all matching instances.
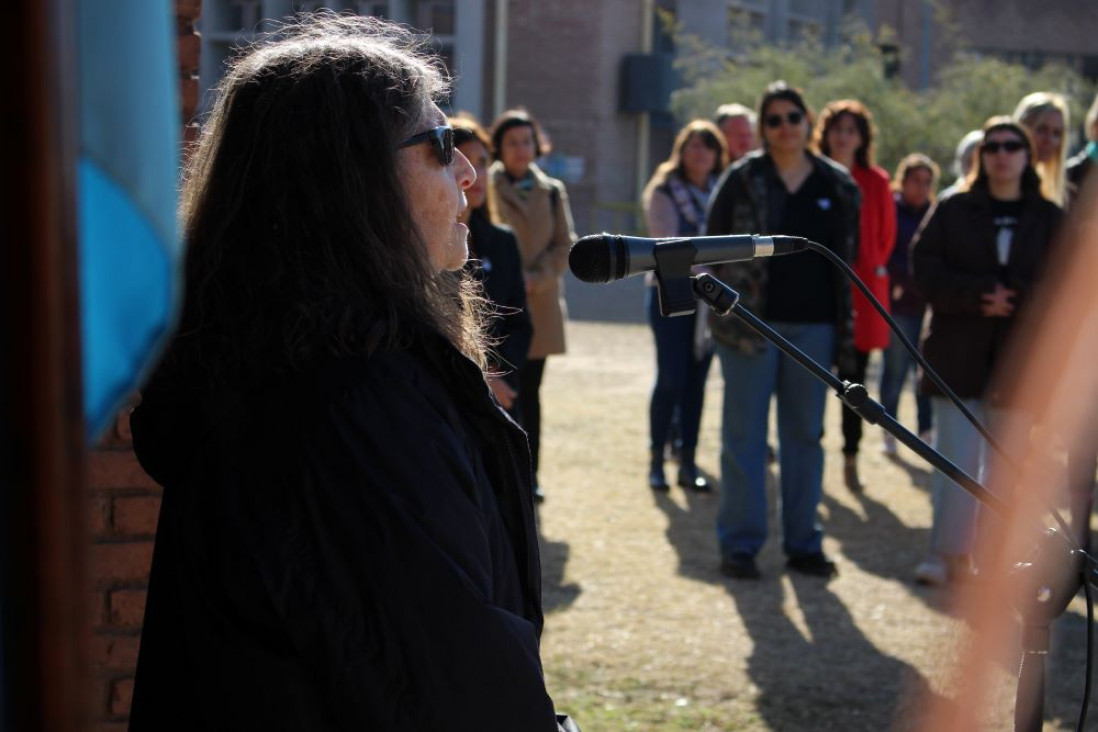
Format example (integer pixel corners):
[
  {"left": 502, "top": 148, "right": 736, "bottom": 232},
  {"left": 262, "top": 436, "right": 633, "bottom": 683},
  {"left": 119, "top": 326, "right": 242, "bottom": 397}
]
[{"left": 815, "top": 100, "right": 897, "bottom": 491}]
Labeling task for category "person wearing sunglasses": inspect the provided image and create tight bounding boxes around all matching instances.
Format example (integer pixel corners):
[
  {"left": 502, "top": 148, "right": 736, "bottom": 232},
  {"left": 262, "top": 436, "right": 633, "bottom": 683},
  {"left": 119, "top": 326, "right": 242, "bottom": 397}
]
[
  {"left": 814, "top": 99, "right": 898, "bottom": 492},
  {"left": 126, "top": 14, "right": 577, "bottom": 731},
  {"left": 488, "top": 108, "right": 578, "bottom": 504},
  {"left": 911, "top": 116, "right": 1062, "bottom": 586},
  {"left": 706, "top": 81, "right": 861, "bottom": 581}
]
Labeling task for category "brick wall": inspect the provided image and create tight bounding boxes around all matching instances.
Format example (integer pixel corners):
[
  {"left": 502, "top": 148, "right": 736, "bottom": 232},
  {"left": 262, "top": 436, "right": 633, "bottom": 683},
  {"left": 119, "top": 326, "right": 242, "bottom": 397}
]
[
  {"left": 86, "top": 2, "right": 200, "bottom": 728},
  {"left": 504, "top": 1, "right": 644, "bottom": 234}
]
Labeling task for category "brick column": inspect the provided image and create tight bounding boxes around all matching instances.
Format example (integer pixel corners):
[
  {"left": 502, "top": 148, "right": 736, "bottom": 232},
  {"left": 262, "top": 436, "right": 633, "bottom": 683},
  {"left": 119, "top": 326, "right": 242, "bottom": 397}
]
[{"left": 87, "top": 2, "right": 200, "bottom": 728}]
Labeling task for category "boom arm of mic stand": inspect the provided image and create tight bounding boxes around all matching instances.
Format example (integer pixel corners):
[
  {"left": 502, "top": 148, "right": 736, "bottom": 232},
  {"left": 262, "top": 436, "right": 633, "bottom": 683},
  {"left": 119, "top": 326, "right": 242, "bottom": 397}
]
[{"left": 692, "top": 273, "right": 1008, "bottom": 516}]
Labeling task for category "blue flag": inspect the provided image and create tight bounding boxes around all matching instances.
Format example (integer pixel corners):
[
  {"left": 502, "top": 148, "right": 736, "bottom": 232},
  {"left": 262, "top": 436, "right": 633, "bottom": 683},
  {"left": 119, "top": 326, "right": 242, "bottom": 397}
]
[{"left": 77, "top": 0, "right": 182, "bottom": 440}]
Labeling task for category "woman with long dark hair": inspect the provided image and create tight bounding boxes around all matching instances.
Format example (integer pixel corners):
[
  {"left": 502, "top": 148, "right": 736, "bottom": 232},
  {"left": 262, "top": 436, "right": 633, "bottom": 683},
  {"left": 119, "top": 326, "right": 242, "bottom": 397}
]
[
  {"left": 912, "top": 117, "right": 1061, "bottom": 586},
  {"left": 814, "top": 99, "right": 897, "bottom": 491},
  {"left": 706, "top": 81, "right": 860, "bottom": 580},
  {"left": 128, "top": 15, "right": 574, "bottom": 730},
  {"left": 641, "top": 119, "right": 727, "bottom": 493}
]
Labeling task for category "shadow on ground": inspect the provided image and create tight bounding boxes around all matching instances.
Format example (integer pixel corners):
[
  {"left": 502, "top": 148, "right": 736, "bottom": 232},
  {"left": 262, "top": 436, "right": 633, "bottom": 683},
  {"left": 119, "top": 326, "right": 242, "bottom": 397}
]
[{"left": 538, "top": 531, "right": 581, "bottom": 613}]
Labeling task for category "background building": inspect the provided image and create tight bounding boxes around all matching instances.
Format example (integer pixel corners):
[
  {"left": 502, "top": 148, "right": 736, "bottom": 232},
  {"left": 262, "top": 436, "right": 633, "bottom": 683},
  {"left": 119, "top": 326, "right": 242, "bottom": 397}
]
[{"left": 196, "top": 0, "right": 1098, "bottom": 238}]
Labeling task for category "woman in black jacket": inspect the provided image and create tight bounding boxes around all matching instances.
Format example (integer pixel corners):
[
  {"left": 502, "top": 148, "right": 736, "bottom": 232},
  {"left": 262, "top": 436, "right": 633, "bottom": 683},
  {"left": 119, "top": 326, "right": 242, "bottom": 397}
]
[
  {"left": 128, "top": 15, "right": 575, "bottom": 731},
  {"left": 912, "top": 116, "right": 1062, "bottom": 586},
  {"left": 452, "top": 114, "right": 533, "bottom": 418}
]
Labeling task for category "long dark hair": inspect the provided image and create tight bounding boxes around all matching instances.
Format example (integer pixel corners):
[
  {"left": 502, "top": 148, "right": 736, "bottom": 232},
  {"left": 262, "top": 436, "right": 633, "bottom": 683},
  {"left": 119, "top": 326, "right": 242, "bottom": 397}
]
[
  {"left": 166, "top": 13, "right": 485, "bottom": 385},
  {"left": 965, "top": 116, "right": 1044, "bottom": 199}
]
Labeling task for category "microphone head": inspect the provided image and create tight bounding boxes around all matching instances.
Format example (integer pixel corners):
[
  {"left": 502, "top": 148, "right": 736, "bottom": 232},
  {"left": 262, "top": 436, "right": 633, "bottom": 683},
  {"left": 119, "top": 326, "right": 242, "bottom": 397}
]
[{"left": 569, "top": 234, "right": 621, "bottom": 283}]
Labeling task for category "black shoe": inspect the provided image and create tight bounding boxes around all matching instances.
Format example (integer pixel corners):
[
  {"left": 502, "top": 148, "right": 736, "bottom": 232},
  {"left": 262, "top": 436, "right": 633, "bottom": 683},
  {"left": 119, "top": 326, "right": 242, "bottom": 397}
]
[
  {"left": 786, "top": 552, "right": 837, "bottom": 578},
  {"left": 648, "top": 465, "right": 670, "bottom": 493},
  {"left": 532, "top": 485, "right": 546, "bottom": 504},
  {"left": 720, "top": 553, "right": 761, "bottom": 579},
  {"left": 677, "top": 464, "right": 711, "bottom": 493}
]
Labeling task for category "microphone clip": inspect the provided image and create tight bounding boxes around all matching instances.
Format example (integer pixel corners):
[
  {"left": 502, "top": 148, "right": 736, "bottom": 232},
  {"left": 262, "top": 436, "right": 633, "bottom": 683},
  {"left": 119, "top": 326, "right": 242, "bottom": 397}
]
[{"left": 653, "top": 239, "right": 698, "bottom": 317}]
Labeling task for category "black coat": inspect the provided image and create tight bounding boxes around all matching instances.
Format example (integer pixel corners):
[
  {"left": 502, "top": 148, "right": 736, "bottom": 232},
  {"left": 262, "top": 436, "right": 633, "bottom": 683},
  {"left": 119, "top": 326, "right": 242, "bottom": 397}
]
[
  {"left": 128, "top": 336, "right": 572, "bottom": 731},
  {"left": 467, "top": 210, "right": 533, "bottom": 389},
  {"left": 913, "top": 187, "right": 1061, "bottom": 401}
]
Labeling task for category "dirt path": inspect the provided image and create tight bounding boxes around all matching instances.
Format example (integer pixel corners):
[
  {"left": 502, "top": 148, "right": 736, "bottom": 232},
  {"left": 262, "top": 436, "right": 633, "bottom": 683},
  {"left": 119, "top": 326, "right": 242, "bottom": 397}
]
[{"left": 533, "top": 320, "right": 1091, "bottom": 731}]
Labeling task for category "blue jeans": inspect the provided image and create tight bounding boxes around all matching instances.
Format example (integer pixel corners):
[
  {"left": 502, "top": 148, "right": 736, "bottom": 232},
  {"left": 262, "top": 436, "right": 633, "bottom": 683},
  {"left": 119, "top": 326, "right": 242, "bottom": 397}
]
[
  {"left": 878, "top": 313, "right": 933, "bottom": 435},
  {"left": 928, "top": 397, "right": 1026, "bottom": 557},
  {"left": 647, "top": 287, "right": 713, "bottom": 461},
  {"left": 715, "top": 323, "right": 835, "bottom": 558},
  {"left": 928, "top": 397, "right": 983, "bottom": 556}
]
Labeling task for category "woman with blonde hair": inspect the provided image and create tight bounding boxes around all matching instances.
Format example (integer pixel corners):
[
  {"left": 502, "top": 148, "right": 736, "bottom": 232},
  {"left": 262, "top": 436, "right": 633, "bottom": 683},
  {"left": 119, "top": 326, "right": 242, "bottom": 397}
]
[
  {"left": 642, "top": 119, "right": 728, "bottom": 492},
  {"left": 1013, "top": 91, "right": 1070, "bottom": 205}
]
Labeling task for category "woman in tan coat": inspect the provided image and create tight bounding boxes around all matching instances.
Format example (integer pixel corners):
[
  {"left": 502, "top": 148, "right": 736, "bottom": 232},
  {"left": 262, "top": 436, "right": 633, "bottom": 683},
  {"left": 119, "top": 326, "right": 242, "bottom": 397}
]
[{"left": 489, "top": 109, "right": 576, "bottom": 502}]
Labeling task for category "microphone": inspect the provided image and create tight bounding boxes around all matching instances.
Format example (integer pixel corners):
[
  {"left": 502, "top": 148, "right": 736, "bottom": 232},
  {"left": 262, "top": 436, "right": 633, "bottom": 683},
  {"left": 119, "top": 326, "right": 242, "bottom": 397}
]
[{"left": 569, "top": 233, "right": 809, "bottom": 284}]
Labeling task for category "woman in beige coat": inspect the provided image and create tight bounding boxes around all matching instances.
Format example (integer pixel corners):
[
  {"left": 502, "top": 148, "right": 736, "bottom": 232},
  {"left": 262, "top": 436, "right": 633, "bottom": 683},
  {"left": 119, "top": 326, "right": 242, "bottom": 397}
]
[{"left": 489, "top": 109, "right": 576, "bottom": 502}]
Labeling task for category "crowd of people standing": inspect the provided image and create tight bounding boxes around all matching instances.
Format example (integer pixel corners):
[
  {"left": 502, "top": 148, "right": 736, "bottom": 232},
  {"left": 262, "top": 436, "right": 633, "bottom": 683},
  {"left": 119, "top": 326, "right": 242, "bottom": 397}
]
[{"left": 637, "top": 83, "right": 1098, "bottom": 586}]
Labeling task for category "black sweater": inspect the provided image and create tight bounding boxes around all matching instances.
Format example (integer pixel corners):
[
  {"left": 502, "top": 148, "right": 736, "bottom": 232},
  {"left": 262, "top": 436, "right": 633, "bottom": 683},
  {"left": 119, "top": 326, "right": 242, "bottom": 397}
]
[{"left": 128, "top": 336, "right": 572, "bottom": 731}]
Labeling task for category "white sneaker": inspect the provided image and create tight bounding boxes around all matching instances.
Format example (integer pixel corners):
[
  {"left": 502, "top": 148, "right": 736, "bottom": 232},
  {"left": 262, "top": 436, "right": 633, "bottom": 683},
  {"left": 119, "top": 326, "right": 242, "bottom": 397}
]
[
  {"left": 881, "top": 433, "right": 897, "bottom": 456},
  {"left": 914, "top": 556, "right": 947, "bottom": 586}
]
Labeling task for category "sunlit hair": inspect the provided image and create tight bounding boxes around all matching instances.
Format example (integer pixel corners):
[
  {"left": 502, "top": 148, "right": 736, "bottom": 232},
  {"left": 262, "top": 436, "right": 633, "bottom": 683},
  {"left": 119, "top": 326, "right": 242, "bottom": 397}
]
[
  {"left": 1085, "top": 92, "right": 1098, "bottom": 142},
  {"left": 814, "top": 99, "right": 877, "bottom": 169},
  {"left": 757, "top": 80, "right": 814, "bottom": 151},
  {"left": 449, "top": 111, "right": 493, "bottom": 218},
  {"left": 964, "top": 116, "right": 1043, "bottom": 198},
  {"left": 489, "top": 107, "right": 547, "bottom": 162},
  {"left": 642, "top": 119, "right": 729, "bottom": 209},
  {"left": 1013, "top": 91, "right": 1069, "bottom": 205},
  {"left": 714, "top": 102, "right": 757, "bottom": 128},
  {"left": 952, "top": 129, "right": 983, "bottom": 181},
  {"left": 169, "top": 12, "right": 486, "bottom": 384},
  {"left": 891, "top": 153, "right": 941, "bottom": 202}
]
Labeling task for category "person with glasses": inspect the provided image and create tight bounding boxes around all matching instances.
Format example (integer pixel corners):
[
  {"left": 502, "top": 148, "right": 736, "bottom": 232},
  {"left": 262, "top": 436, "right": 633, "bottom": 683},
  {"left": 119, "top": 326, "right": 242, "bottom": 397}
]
[
  {"left": 814, "top": 99, "right": 897, "bottom": 492},
  {"left": 488, "top": 108, "right": 578, "bottom": 504},
  {"left": 706, "top": 81, "right": 861, "bottom": 580},
  {"left": 911, "top": 117, "right": 1062, "bottom": 586},
  {"left": 450, "top": 113, "right": 532, "bottom": 418},
  {"left": 127, "top": 15, "right": 577, "bottom": 731}
]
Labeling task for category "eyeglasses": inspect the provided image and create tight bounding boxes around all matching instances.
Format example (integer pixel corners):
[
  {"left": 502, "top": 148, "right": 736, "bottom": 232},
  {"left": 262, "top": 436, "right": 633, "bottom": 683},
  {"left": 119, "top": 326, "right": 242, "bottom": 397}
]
[
  {"left": 764, "top": 111, "right": 805, "bottom": 129},
  {"left": 397, "top": 125, "right": 455, "bottom": 165},
  {"left": 982, "top": 139, "right": 1025, "bottom": 155}
]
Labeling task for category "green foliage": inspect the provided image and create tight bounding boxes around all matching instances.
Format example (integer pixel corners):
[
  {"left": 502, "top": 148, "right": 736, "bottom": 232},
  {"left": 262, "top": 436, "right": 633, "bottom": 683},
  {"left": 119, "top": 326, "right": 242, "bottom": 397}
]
[{"left": 668, "top": 13, "right": 1096, "bottom": 184}]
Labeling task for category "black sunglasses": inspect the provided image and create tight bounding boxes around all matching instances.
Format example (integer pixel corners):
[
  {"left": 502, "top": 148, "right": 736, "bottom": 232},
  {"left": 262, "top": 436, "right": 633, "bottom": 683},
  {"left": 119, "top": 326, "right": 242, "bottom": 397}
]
[
  {"left": 397, "top": 125, "right": 455, "bottom": 165},
  {"left": 982, "top": 139, "right": 1026, "bottom": 155},
  {"left": 764, "top": 111, "right": 805, "bottom": 129}
]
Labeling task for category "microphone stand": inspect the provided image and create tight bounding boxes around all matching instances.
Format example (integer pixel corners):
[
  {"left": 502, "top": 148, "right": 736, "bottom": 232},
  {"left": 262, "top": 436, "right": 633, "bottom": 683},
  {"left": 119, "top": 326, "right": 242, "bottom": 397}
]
[
  {"left": 689, "top": 272, "right": 1090, "bottom": 732},
  {"left": 691, "top": 273, "right": 1006, "bottom": 513}
]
